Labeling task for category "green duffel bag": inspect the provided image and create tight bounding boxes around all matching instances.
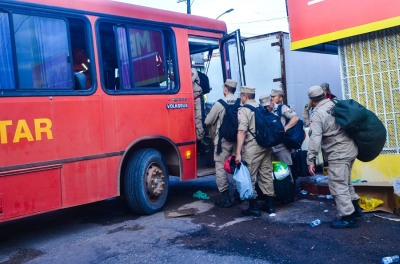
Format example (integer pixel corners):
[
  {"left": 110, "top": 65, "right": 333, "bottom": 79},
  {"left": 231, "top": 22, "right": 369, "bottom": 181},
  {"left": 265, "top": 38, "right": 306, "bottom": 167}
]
[{"left": 333, "top": 99, "right": 387, "bottom": 162}]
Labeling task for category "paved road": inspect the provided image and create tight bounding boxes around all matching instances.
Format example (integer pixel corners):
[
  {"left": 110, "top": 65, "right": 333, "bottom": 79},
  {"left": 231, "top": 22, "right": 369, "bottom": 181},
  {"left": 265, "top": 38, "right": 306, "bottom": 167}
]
[{"left": 0, "top": 175, "right": 399, "bottom": 264}]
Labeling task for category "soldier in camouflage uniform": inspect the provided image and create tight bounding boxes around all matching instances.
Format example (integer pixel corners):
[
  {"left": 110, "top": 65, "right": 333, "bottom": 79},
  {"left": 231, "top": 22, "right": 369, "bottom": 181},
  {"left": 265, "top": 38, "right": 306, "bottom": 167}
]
[
  {"left": 303, "top": 83, "right": 336, "bottom": 127},
  {"left": 235, "top": 86, "right": 276, "bottom": 217},
  {"left": 192, "top": 68, "right": 204, "bottom": 141},
  {"left": 205, "top": 79, "right": 241, "bottom": 208},
  {"left": 270, "top": 89, "right": 299, "bottom": 167},
  {"left": 306, "top": 85, "right": 363, "bottom": 229}
]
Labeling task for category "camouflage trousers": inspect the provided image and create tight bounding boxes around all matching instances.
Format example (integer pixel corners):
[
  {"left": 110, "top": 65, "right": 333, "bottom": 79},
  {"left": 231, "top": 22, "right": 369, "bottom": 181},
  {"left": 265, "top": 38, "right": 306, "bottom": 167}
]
[{"left": 328, "top": 160, "right": 360, "bottom": 216}]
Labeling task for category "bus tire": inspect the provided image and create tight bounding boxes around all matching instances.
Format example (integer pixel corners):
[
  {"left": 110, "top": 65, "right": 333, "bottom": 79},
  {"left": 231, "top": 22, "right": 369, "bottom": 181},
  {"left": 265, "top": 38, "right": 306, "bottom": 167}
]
[{"left": 124, "top": 148, "right": 169, "bottom": 215}]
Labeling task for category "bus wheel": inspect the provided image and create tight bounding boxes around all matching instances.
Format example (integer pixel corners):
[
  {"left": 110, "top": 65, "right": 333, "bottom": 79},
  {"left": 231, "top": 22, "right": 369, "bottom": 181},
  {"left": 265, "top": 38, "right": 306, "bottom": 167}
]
[{"left": 124, "top": 148, "right": 169, "bottom": 215}]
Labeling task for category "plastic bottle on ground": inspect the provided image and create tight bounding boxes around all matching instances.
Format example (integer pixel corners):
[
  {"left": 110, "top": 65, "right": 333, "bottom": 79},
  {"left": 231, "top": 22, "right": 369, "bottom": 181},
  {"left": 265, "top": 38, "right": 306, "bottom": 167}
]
[
  {"left": 309, "top": 219, "right": 321, "bottom": 227},
  {"left": 381, "top": 255, "right": 400, "bottom": 264}
]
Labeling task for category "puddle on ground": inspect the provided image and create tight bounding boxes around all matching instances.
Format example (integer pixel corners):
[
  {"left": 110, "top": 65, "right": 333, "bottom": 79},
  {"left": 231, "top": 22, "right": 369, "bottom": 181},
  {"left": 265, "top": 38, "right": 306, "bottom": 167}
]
[
  {"left": 107, "top": 224, "right": 144, "bottom": 234},
  {"left": 1, "top": 248, "right": 44, "bottom": 264}
]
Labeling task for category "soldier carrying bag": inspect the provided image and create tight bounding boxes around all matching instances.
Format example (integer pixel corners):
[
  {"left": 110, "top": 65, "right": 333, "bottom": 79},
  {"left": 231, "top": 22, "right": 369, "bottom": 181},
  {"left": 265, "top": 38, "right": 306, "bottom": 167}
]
[
  {"left": 216, "top": 98, "right": 241, "bottom": 154},
  {"left": 277, "top": 104, "right": 306, "bottom": 150}
]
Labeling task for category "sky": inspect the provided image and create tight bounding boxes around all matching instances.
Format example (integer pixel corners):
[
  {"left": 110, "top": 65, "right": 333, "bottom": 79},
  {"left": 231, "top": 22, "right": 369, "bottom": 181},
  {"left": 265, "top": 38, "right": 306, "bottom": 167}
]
[{"left": 112, "top": 0, "right": 289, "bottom": 37}]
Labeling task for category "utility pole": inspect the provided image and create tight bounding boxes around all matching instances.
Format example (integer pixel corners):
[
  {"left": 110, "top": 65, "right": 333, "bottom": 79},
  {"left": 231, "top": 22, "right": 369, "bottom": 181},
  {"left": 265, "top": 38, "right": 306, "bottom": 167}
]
[
  {"left": 177, "top": 0, "right": 190, "bottom": 14},
  {"left": 186, "top": 0, "right": 191, "bottom": 14}
]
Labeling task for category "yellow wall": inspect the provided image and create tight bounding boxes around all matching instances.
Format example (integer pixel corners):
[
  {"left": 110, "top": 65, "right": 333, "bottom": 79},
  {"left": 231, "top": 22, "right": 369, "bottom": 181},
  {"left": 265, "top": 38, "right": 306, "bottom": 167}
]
[{"left": 352, "top": 154, "right": 400, "bottom": 182}]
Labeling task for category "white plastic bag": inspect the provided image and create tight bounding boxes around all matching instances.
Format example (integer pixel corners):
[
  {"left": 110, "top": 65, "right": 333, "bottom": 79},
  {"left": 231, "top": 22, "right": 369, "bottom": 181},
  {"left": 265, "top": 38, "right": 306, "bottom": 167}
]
[
  {"left": 272, "top": 161, "right": 290, "bottom": 180},
  {"left": 233, "top": 162, "right": 254, "bottom": 200}
]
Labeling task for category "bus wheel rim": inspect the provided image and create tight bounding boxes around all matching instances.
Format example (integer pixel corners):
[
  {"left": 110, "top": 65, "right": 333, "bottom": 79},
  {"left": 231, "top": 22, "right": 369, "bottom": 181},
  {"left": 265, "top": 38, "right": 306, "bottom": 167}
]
[{"left": 146, "top": 162, "right": 165, "bottom": 200}]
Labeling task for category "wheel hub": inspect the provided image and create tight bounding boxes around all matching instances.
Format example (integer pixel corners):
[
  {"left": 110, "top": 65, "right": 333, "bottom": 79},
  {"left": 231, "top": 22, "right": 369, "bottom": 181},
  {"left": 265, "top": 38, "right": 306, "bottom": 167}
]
[{"left": 146, "top": 163, "right": 165, "bottom": 199}]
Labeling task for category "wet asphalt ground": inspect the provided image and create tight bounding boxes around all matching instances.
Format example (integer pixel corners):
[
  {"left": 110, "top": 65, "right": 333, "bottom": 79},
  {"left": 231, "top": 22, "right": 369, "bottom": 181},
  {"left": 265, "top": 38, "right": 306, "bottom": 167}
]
[{"left": 0, "top": 175, "right": 399, "bottom": 264}]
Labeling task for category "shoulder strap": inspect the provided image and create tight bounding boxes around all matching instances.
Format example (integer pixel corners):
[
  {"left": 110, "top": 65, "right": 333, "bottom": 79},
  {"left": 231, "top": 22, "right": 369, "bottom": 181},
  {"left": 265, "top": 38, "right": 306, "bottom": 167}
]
[
  {"left": 242, "top": 104, "right": 258, "bottom": 112},
  {"left": 219, "top": 98, "right": 241, "bottom": 108},
  {"left": 277, "top": 104, "right": 286, "bottom": 117},
  {"left": 234, "top": 98, "right": 241, "bottom": 106},
  {"left": 241, "top": 104, "right": 261, "bottom": 139},
  {"left": 331, "top": 98, "right": 340, "bottom": 105},
  {"left": 218, "top": 99, "right": 229, "bottom": 109},
  {"left": 194, "top": 93, "right": 203, "bottom": 100},
  {"left": 278, "top": 104, "right": 292, "bottom": 126}
]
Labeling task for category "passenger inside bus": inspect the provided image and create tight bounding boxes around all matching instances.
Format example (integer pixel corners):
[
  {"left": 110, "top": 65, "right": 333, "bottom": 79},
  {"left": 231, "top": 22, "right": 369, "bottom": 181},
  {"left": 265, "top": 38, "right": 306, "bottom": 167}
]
[
  {"left": 69, "top": 18, "right": 91, "bottom": 89},
  {"left": 72, "top": 48, "right": 90, "bottom": 89}
]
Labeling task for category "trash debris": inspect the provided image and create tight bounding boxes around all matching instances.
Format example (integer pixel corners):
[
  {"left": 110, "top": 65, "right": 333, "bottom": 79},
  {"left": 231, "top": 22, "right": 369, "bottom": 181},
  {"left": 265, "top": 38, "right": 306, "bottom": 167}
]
[
  {"left": 164, "top": 208, "right": 196, "bottom": 218},
  {"left": 193, "top": 190, "right": 210, "bottom": 200},
  {"left": 315, "top": 177, "right": 325, "bottom": 183},
  {"left": 381, "top": 255, "right": 399, "bottom": 264},
  {"left": 317, "top": 194, "right": 333, "bottom": 200},
  {"left": 300, "top": 190, "right": 308, "bottom": 195},
  {"left": 373, "top": 214, "right": 400, "bottom": 222},
  {"left": 359, "top": 196, "right": 384, "bottom": 210},
  {"left": 309, "top": 219, "right": 321, "bottom": 227},
  {"left": 352, "top": 179, "right": 368, "bottom": 183},
  {"left": 324, "top": 210, "right": 329, "bottom": 213},
  {"left": 309, "top": 175, "right": 329, "bottom": 184}
]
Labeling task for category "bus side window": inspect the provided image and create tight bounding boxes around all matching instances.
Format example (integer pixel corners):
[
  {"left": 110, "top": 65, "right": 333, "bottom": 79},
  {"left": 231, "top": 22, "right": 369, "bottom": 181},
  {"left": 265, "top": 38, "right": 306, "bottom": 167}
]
[
  {"left": 13, "top": 14, "right": 72, "bottom": 89},
  {"left": 69, "top": 18, "right": 91, "bottom": 89},
  {"left": 126, "top": 27, "right": 166, "bottom": 89},
  {"left": 99, "top": 21, "right": 177, "bottom": 93},
  {"left": 99, "top": 23, "right": 120, "bottom": 90},
  {"left": 0, "top": 12, "right": 16, "bottom": 89}
]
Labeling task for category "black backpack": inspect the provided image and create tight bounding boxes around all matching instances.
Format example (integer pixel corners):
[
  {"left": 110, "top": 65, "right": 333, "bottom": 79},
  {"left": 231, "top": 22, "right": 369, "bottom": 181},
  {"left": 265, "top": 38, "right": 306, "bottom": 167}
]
[
  {"left": 195, "top": 71, "right": 211, "bottom": 94},
  {"left": 242, "top": 104, "right": 284, "bottom": 148},
  {"left": 216, "top": 98, "right": 241, "bottom": 154},
  {"left": 273, "top": 173, "right": 295, "bottom": 202},
  {"left": 332, "top": 99, "right": 386, "bottom": 162},
  {"left": 277, "top": 104, "right": 305, "bottom": 150}
]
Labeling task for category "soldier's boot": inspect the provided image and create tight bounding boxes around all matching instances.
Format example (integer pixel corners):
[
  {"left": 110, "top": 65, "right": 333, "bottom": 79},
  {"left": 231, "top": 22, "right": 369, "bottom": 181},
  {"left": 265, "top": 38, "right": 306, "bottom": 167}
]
[
  {"left": 331, "top": 214, "right": 358, "bottom": 229},
  {"left": 265, "top": 196, "right": 276, "bottom": 216},
  {"left": 233, "top": 189, "right": 244, "bottom": 205},
  {"left": 351, "top": 199, "right": 364, "bottom": 218},
  {"left": 242, "top": 199, "right": 261, "bottom": 217},
  {"left": 215, "top": 190, "right": 233, "bottom": 208}
]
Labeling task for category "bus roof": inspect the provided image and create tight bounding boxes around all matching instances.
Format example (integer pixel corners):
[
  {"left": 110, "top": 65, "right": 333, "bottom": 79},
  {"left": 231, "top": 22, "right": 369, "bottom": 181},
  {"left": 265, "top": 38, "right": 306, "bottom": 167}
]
[{"left": 10, "top": 0, "right": 227, "bottom": 32}]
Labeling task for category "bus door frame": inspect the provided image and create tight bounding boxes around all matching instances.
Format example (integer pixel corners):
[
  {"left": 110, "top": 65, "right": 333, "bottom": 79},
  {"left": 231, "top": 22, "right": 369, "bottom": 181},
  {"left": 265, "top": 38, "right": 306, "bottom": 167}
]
[{"left": 219, "top": 29, "right": 246, "bottom": 87}]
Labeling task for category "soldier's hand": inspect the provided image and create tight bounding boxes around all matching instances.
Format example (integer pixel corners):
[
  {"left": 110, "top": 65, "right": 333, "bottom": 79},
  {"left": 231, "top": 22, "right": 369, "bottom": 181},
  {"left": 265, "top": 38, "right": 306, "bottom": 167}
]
[
  {"left": 308, "top": 164, "right": 316, "bottom": 176},
  {"left": 304, "top": 100, "right": 312, "bottom": 111},
  {"left": 235, "top": 153, "right": 242, "bottom": 164}
]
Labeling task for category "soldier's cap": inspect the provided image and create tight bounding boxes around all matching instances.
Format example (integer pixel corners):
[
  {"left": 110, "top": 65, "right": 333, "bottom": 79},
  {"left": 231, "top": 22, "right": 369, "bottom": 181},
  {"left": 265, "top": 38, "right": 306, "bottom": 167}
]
[
  {"left": 224, "top": 79, "right": 238, "bottom": 89},
  {"left": 320, "top": 82, "right": 330, "bottom": 92},
  {"left": 241, "top": 86, "right": 256, "bottom": 94},
  {"left": 259, "top": 94, "right": 271, "bottom": 106},
  {"left": 308, "top": 85, "right": 324, "bottom": 98},
  {"left": 271, "top": 88, "right": 284, "bottom": 97}
]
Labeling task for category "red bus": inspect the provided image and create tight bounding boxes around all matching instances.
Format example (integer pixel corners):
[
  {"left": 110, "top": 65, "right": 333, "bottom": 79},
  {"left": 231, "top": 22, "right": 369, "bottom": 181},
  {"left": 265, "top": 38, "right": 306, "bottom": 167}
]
[{"left": 0, "top": 0, "right": 246, "bottom": 222}]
